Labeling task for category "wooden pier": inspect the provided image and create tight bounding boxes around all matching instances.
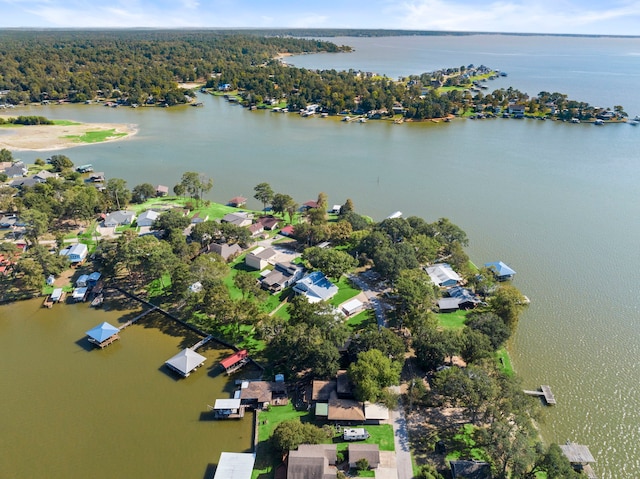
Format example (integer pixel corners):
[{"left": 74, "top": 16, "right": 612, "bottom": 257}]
[
  {"left": 523, "top": 385, "right": 556, "bottom": 405},
  {"left": 119, "top": 306, "right": 158, "bottom": 330},
  {"left": 89, "top": 333, "right": 120, "bottom": 349},
  {"left": 190, "top": 334, "right": 214, "bottom": 351}
]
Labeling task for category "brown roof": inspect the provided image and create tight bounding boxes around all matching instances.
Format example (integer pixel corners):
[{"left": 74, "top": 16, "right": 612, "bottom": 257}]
[
  {"left": 288, "top": 444, "right": 337, "bottom": 479},
  {"left": 239, "top": 380, "right": 286, "bottom": 404},
  {"left": 348, "top": 444, "right": 380, "bottom": 468},
  {"left": 204, "top": 243, "right": 243, "bottom": 261},
  {"left": 259, "top": 216, "right": 280, "bottom": 230},
  {"left": 336, "top": 370, "right": 353, "bottom": 397},
  {"left": 312, "top": 380, "right": 336, "bottom": 402},
  {"left": 327, "top": 391, "right": 365, "bottom": 422}
]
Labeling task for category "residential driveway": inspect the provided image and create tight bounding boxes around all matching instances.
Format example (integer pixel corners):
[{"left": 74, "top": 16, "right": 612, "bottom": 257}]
[
  {"left": 377, "top": 451, "right": 399, "bottom": 479},
  {"left": 349, "top": 273, "right": 390, "bottom": 328},
  {"left": 96, "top": 225, "right": 116, "bottom": 238}
]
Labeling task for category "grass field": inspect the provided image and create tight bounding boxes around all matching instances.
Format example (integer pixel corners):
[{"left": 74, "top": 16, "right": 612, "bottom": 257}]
[
  {"left": 435, "top": 309, "right": 469, "bottom": 329},
  {"left": 329, "top": 276, "right": 361, "bottom": 306},
  {"left": 63, "top": 129, "right": 127, "bottom": 143},
  {"left": 52, "top": 119, "right": 82, "bottom": 126}
]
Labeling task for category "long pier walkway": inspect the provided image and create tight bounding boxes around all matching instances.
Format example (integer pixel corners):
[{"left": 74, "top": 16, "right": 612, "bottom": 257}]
[
  {"left": 119, "top": 306, "right": 158, "bottom": 330},
  {"left": 107, "top": 286, "right": 264, "bottom": 371},
  {"left": 523, "top": 385, "right": 556, "bottom": 405}
]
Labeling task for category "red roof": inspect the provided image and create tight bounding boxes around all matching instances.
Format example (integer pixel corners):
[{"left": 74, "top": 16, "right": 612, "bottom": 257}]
[
  {"left": 303, "top": 200, "right": 319, "bottom": 208},
  {"left": 280, "top": 225, "right": 294, "bottom": 236},
  {"left": 229, "top": 196, "right": 247, "bottom": 205},
  {"left": 220, "top": 349, "right": 248, "bottom": 369}
]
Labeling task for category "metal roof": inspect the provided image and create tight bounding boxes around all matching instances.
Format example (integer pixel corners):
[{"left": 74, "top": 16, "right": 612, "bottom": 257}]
[
  {"left": 164, "top": 348, "right": 206, "bottom": 375},
  {"left": 213, "top": 452, "right": 255, "bottom": 479},
  {"left": 86, "top": 322, "right": 120, "bottom": 342}
]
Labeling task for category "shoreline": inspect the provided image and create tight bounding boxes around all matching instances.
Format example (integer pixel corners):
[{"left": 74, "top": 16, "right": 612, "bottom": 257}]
[{"left": 0, "top": 115, "right": 138, "bottom": 151}]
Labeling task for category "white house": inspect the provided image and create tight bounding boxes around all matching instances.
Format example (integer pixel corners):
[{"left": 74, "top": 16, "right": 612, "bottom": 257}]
[
  {"left": 293, "top": 271, "right": 338, "bottom": 303},
  {"left": 245, "top": 246, "right": 278, "bottom": 270},
  {"left": 62, "top": 243, "right": 88, "bottom": 263},
  {"left": 425, "top": 263, "right": 462, "bottom": 287},
  {"left": 104, "top": 210, "right": 136, "bottom": 227}
]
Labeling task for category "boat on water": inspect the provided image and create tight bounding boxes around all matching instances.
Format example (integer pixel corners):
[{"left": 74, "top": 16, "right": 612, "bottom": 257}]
[
  {"left": 91, "top": 294, "right": 104, "bottom": 308},
  {"left": 594, "top": 119, "right": 604, "bottom": 126}
]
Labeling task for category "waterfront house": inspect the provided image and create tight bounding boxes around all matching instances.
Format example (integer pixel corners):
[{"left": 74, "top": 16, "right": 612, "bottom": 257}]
[
  {"left": 287, "top": 444, "right": 337, "bottom": 479},
  {"left": 86, "top": 322, "right": 120, "bottom": 348},
  {"left": 508, "top": 104, "right": 526, "bottom": 118},
  {"left": 293, "top": 271, "right": 338, "bottom": 303},
  {"left": 33, "top": 170, "right": 58, "bottom": 182},
  {"left": 2, "top": 161, "right": 28, "bottom": 178},
  {"left": 237, "top": 379, "right": 288, "bottom": 409},
  {"left": 164, "top": 348, "right": 207, "bottom": 377},
  {"left": 484, "top": 261, "right": 516, "bottom": 281},
  {"left": 348, "top": 444, "right": 380, "bottom": 469},
  {"left": 202, "top": 242, "right": 243, "bottom": 261},
  {"left": 228, "top": 196, "right": 247, "bottom": 207},
  {"left": 103, "top": 210, "right": 136, "bottom": 227},
  {"left": 426, "top": 263, "right": 462, "bottom": 287},
  {"left": 450, "top": 460, "right": 492, "bottom": 479},
  {"left": 155, "top": 184, "right": 169, "bottom": 196},
  {"left": 9, "top": 177, "right": 39, "bottom": 189},
  {"left": 220, "top": 349, "right": 250, "bottom": 375},
  {"left": 260, "top": 261, "right": 305, "bottom": 293},
  {"left": 88, "top": 172, "right": 105, "bottom": 183},
  {"left": 301, "top": 200, "right": 319, "bottom": 210},
  {"left": 137, "top": 210, "right": 160, "bottom": 227},
  {"left": 213, "top": 452, "right": 254, "bottom": 479},
  {"left": 245, "top": 246, "right": 278, "bottom": 270}
]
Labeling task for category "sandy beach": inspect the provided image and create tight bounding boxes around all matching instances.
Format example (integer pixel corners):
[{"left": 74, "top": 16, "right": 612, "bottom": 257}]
[{"left": 0, "top": 116, "right": 137, "bottom": 151}]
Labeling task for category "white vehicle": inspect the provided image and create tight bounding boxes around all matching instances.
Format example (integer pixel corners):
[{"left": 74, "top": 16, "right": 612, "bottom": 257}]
[{"left": 343, "top": 428, "right": 370, "bottom": 441}]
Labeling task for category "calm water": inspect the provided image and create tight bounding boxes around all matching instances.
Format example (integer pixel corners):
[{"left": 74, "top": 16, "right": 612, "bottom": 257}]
[{"left": 3, "top": 34, "right": 640, "bottom": 478}]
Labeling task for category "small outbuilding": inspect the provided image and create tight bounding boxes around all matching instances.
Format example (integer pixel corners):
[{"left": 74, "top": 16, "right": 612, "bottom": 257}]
[
  {"left": 165, "top": 348, "right": 207, "bottom": 377},
  {"left": 212, "top": 398, "right": 244, "bottom": 419},
  {"left": 341, "top": 298, "right": 364, "bottom": 316},
  {"left": 220, "top": 349, "right": 250, "bottom": 375}
]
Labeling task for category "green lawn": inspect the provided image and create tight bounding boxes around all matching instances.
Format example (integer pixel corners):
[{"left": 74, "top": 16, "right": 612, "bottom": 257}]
[
  {"left": 347, "top": 309, "right": 377, "bottom": 331},
  {"left": 63, "top": 129, "right": 127, "bottom": 143},
  {"left": 435, "top": 309, "right": 469, "bottom": 329},
  {"left": 329, "top": 276, "right": 361, "bottom": 307},
  {"left": 496, "top": 348, "right": 514, "bottom": 376},
  {"left": 52, "top": 119, "right": 82, "bottom": 126}
]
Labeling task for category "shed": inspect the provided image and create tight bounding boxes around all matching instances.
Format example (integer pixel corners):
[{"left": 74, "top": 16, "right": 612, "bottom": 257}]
[
  {"left": 438, "top": 297, "right": 461, "bottom": 312},
  {"left": 341, "top": 298, "right": 364, "bottom": 316},
  {"left": 213, "top": 452, "right": 255, "bottom": 479},
  {"left": 72, "top": 287, "right": 88, "bottom": 302},
  {"left": 51, "top": 288, "right": 64, "bottom": 302},
  {"left": 165, "top": 348, "right": 207, "bottom": 377},
  {"left": 86, "top": 322, "right": 120, "bottom": 348},
  {"left": 88, "top": 271, "right": 102, "bottom": 283},
  {"left": 155, "top": 185, "right": 169, "bottom": 196}
]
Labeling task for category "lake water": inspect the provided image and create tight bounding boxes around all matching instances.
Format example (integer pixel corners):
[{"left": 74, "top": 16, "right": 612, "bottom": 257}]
[{"left": 3, "top": 34, "right": 640, "bottom": 478}]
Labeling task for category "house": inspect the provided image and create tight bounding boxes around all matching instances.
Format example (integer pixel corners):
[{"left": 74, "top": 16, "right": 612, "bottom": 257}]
[
  {"left": 203, "top": 242, "right": 243, "bottom": 261},
  {"left": 76, "top": 164, "right": 94, "bottom": 173},
  {"left": 190, "top": 212, "right": 209, "bottom": 224},
  {"left": 33, "top": 170, "right": 58, "bottom": 182},
  {"left": 302, "top": 200, "right": 319, "bottom": 210},
  {"left": 88, "top": 172, "right": 105, "bottom": 183},
  {"left": 348, "top": 444, "right": 380, "bottom": 469},
  {"left": 2, "top": 161, "right": 27, "bottom": 178},
  {"left": 258, "top": 216, "right": 280, "bottom": 230},
  {"left": 330, "top": 205, "right": 342, "bottom": 214},
  {"left": 280, "top": 225, "right": 294, "bottom": 237},
  {"left": 245, "top": 246, "right": 278, "bottom": 270},
  {"left": 327, "top": 391, "right": 365, "bottom": 422},
  {"left": 228, "top": 196, "right": 247, "bottom": 207},
  {"left": 213, "top": 452, "right": 255, "bottom": 479},
  {"left": 484, "top": 261, "right": 516, "bottom": 281},
  {"left": 426, "top": 263, "right": 462, "bottom": 287},
  {"left": 312, "top": 380, "right": 337, "bottom": 404},
  {"left": 508, "top": 104, "right": 526, "bottom": 118},
  {"left": 9, "top": 177, "right": 39, "bottom": 189},
  {"left": 104, "top": 210, "right": 136, "bottom": 227},
  {"left": 438, "top": 297, "right": 462, "bottom": 313},
  {"left": 248, "top": 222, "right": 264, "bottom": 237},
  {"left": 137, "top": 210, "right": 160, "bottom": 227},
  {"left": 293, "top": 271, "right": 338, "bottom": 303},
  {"left": 64, "top": 243, "right": 88, "bottom": 263},
  {"left": 155, "top": 185, "right": 169, "bottom": 196},
  {"left": 222, "top": 211, "right": 253, "bottom": 227},
  {"left": 287, "top": 444, "right": 337, "bottom": 479},
  {"left": 450, "top": 460, "right": 492, "bottom": 479},
  {"left": 447, "top": 286, "right": 482, "bottom": 309},
  {"left": 260, "top": 261, "right": 304, "bottom": 293},
  {"left": 164, "top": 348, "right": 207, "bottom": 377}
]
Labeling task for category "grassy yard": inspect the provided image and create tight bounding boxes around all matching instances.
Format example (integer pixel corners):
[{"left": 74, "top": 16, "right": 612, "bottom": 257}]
[
  {"left": 347, "top": 309, "right": 377, "bottom": 331},
  {"left": 329, "top": 276, "right": 361, "bottom": 307},
  {"left": 496, "top": 348, "right": 514, "bottom": 376},
  {"left": 52, "top": 119, "right": 82, "bottom": 126},
  {"left": 435, "top": 309, "right": 469, "bottom": 330}
]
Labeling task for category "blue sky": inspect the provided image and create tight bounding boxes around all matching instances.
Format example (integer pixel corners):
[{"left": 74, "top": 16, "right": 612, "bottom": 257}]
[{"left": 1, "top": 0, "right": 638, "bottom": 35}]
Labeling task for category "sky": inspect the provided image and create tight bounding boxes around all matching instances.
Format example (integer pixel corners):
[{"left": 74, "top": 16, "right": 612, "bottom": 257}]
[{"left": 0, "top": 0, "right": 639, "bottom": 36}]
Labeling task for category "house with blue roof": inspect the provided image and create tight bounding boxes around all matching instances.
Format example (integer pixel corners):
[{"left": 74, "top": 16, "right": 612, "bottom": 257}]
[
  {"left": 484, "top": 261, "right": 516, "bottom": 281},
  {"left": 293, "top": 271, "right": 338, "bottom": 303}
]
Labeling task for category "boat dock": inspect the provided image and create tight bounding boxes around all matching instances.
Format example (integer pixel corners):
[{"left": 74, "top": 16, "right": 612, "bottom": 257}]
[
  {"left": 119, "top": 306, "right": 158, "bottom": 330},
  {"left": 523, "top": 385, "right": 556, "bottom": 405}
]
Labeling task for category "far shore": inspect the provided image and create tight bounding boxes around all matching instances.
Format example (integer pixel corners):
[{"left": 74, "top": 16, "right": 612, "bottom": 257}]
[{"left": 0, "top": 115, "right": 137, "bottom": 151}]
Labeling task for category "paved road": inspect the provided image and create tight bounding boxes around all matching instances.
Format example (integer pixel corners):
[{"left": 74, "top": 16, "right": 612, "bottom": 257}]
[
  {"left": 389, "top": 396, "right": 414, "bottom": 479},
  {"left": 348, "top": 273, "right": 390, "bottom": 328}
]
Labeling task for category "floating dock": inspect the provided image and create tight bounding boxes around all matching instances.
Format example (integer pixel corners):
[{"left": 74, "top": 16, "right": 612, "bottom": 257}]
[{"left": 523, "top": 385, "right": 556, "bottom": 405}]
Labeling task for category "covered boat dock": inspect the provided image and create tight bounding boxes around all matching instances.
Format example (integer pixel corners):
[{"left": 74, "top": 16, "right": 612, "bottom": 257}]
[
  {"left": 164, "top": 348, "right": 207, "bottom": 378},
  {"left": 86, "top": 322, "right": 120, "bottom": 348}
]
